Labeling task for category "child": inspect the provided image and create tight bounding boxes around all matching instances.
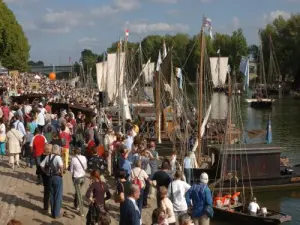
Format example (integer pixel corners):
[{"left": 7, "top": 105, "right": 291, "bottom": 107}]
[
  {"left": 152, "top": 207, "right": 169, "bottom": 225},
  {"left": 23, "top": 126, "right": 34, "bottom": 168}
]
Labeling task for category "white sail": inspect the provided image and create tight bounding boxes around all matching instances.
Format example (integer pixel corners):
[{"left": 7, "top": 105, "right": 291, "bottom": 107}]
[
  {"left": 122, "top": 89, "right": 132, "bottom": 121},
  {"left": 211, "top": 92, "right": 228, "bottom": 120},
  {"left": 143, "top": 62, "right": 155, "bottom": 84},
  {"left": 96, "top": 53, "right": 126, "bottom": 103},
  {"left": 210, "top": 57, "right": 229, "bottom": 87},
  {"left": 96, "top": 61, "right": 107, "bottom": 91},
  {"left": 144, "top": 86, "right": 154, "bottom": 102}
]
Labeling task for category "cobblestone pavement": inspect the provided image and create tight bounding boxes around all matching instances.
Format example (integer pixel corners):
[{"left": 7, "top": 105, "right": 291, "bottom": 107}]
[{"left": 0, "top": 156, "right": 154, "bottom": 225}]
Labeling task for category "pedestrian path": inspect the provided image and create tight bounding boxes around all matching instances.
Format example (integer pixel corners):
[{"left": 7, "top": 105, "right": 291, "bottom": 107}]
[{"left": 0, "top": 157, "right": 154, "bottom": 225}]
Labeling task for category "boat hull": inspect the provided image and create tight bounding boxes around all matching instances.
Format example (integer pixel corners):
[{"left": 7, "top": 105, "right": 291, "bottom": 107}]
[
  {"left": 213, "top": 206, "right": 292, "bottom": 225},
  {"left": 245, "top": 98, "right": 274, "bottom": 109},
  {"left": 192, "top": 168, "right": 300, "bottom": 192}
]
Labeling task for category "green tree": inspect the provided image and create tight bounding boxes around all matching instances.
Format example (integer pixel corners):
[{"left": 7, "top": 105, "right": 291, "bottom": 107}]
[
  {"left": 0, "top": 1, "right": 30, "bottom": 71},
  {"left": 260, "top": 14, "right": 300, "bottom": 87}
]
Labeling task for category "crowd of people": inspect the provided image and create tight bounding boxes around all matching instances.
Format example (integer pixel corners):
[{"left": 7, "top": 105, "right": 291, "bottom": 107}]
[{"left": 0, "top": 88, "right": 215, "bottom": 225}]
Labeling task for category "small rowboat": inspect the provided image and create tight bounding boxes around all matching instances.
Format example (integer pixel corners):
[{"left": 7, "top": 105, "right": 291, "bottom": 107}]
[
  {"left": 245, "top": 98, "right": 275, "bottom": 108},
  {"left": 213, "top": 204, "right": 292, "bottom": 225}
]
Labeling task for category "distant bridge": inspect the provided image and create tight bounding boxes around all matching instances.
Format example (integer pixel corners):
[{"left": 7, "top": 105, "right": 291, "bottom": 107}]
[{"left": 30, "top": 65, "right": 72, "bottom": 74}]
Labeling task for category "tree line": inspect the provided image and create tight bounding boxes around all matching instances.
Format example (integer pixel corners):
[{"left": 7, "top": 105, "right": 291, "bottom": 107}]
[{"left": 3, "top": 0, "right": 297, "bottom": 88}]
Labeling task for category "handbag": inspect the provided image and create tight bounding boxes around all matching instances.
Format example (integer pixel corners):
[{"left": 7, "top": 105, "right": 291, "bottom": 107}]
[{"left": 87, "top": 202, "right": 101, "bottom": 224}]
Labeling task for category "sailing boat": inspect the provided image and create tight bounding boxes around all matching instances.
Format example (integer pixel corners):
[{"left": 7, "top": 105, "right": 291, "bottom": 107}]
[
  {"left": 209, "top": 80, "right": 292, "bottom": 225},
  {"left": 245, "top": 32, "right": 275, "bottom": 109}
]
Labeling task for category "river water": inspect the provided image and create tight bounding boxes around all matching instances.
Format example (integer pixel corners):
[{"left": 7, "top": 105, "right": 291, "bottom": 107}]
[{"left": 211, "top": 93, "right": 300, "bottom": 225}]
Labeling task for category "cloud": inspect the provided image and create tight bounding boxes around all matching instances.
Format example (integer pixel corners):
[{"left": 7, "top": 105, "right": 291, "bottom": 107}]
[
  {"left": 78, "top": 37, "right": 100, "bottom": 46},
  {"left": 151, "top": 0, "right": 178, "bottom": 3},
  {"left": 166, "top": 9, "right": 180, "bottom": 15},
  {"left": 3, "top": 0, "right": 39, "bottom": 5},
  {"left": 128, "top": 22, "right": 189, "bottom": 34},
  {"left": 263, "top": 10, "right": 291, "bottom": 23},
  {"left": 232, "top": 16, "right": 240, "bottom": 30},
  {"left": 91, "top": 0, "right": 139, "bottom": 17}
]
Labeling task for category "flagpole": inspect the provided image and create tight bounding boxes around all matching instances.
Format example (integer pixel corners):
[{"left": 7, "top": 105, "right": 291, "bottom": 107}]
[{"left": 197, "top": 17, "right": 205, "bottom": 165}]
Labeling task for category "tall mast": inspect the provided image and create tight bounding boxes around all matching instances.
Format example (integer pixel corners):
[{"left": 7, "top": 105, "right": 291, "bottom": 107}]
[
  {"left": 218, "top": 48, "right": 221, "bottom": 87},
  {"left": 118, "top": 38, "right": 122, "bottom": 132},
  {"left": 197, "top": 22, "right": 205, "bottom": 161},
  {"left": 155, "top": 70, "right": 161, "bottom": 143}
]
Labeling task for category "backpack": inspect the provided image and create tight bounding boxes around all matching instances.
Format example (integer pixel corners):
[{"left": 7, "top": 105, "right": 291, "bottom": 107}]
[
  {"left": 44, "top": 155, "right": 58, "bottom": 176},
  {"left": 132, "top": 169, "right": 143, "bottom": 189}
]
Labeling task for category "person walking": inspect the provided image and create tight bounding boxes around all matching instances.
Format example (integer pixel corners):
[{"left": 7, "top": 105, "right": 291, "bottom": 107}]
[
  {"left": 130, "top": 159, "right": 149, "bottom": 213},
  {"left": 151, "top": 161, "right": 172, "bottom": 207},
  {"left": 85, "top": 170, "right": 111, "bottom": 225},
  {"left": 6, "top": 123, "right": 23, "bottom": 170},
  {"left": 40, "top": 144, "right": 64, "bottom": 219},
  {"left": 39, "top": 144, "right": 53, "bottom": 214},
  {"left": 70, "top": 147, "right": 87, "bottom": 216},
  {"left": 30, "top": 128, "right": 47, "bottom": 184},
  {"left": 168, "top": 170, "right": 191, "bottom": 219},
  {"left": 120, "top": 184, "right": 142, "bottom": 225},
  {"left": 0, "top": 117, "right": 6, "bottom": 160},
  {"left": 183, "top": 152, "right": 192, "bottom": 185},
  {"left": 185, "top": 172, "right": 213, "bottom": 225},
  {"left": 160, "top": 186, "right": 176, "bottom": 225},
  {"left": 59, "top": 124, "right": 71, "bottom": 172}
]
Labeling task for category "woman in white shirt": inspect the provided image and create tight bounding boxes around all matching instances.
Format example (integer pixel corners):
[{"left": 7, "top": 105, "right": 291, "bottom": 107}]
[
  {"left": 0, "top": 118, "right": 6, "bottom": 160},
  {"left": 167, "top": 170, "right": 191, "bottom": 219},
  {"left": 160, "top": 186, "right": 176, "bottom": 225},
  {"left": 70, "top": 147, "right": 87, "bottom": 216},
  {"left": 130, "top": 159, "right": 149, "bottom": 213}
]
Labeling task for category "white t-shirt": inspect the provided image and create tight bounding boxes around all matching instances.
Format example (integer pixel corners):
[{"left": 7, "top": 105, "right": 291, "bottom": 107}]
[
  {"left": 40, "top": 154, "right": 63, "bottom": 171},
  {"left": 167, "top": 179, "right": 191, "bottom": 212},
  {"left": 248, "top": 202, "right": 260, "bottom": 213},
  {"left": 130, "top": 167, "right": 148, "bottom": 189},
  {"left": 37, "top": 112, "right": 45, "bottom": 126},
  {"left": 70, "top": 155, "right": 87, "bottom": 178}
]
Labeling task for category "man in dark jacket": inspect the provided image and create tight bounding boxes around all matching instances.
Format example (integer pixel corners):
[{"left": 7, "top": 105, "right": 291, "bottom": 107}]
[{"left": 120, "top": 184, "right": 141, "bottom": 225}]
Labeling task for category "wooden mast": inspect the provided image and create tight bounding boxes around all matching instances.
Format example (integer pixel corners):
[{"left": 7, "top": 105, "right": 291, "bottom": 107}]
[
  {"left": 155, "top": 67, "right": 161, "bottom": 143},
  {"left": 197, "top": 22, "right": 205, "bottom": 161}
]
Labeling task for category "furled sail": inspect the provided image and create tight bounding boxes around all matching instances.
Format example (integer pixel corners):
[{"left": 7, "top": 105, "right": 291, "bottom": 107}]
[
  {"left": 211, "top": 92, "right": 228, "bottom": 120},
  {"left": 143, "top": 62, "right": 155, "bottom": 84},
  {"left": 96, "top": 61, "right": 107, "bottom": 91},
  {"left": 210, "top": 57, "right": 229, "bottom": 87},
  {"left": 96, "top": 53, "right": 126, "bottom": 103}
]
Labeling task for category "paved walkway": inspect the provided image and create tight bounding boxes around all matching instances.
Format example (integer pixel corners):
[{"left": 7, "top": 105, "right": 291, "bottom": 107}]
[{"left": 0, "top": 156, "right": 154, "bottom": 225}]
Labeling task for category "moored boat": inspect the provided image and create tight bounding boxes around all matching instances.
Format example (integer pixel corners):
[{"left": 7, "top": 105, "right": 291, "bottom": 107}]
[{"left": 213, "top": 204, "right": 292, "bottom": 225}]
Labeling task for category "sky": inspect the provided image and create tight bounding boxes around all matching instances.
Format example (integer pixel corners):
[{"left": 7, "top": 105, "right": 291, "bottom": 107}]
[{"left": 3, "top": 0, "right": 299, "bottom": 65}]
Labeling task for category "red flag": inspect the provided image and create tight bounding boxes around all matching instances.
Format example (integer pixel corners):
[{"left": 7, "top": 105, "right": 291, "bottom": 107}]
[{"left": 125, "top": 29, "right": 129, "bottom": 41}]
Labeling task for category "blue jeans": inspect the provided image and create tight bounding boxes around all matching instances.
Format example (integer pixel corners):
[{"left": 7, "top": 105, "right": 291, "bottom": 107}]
[
  {"left": 35, "top": 156, "right": 42, "bottom": 183},
  {"left": 184, "top": 168, "right": 191, "bottom": 185},
  {"left": 136, "top": 188, "right": 144, "bottom": 213},
  {"left": 50, "top": 175, "right": 63, "bottom": 218}
]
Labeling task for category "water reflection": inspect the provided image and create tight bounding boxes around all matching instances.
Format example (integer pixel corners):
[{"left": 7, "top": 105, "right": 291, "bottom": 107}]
[{"left": 210, "top": 94, "right": 300, "bottom": 224}]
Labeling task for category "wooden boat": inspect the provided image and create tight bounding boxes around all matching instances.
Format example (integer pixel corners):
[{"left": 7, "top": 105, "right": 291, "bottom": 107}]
[
  {"left": 192, "top": 144, "right": 300, "bottom": 191},
  {"left": 10, "top": 93, "right": 47, "bottom": 104},
  {"left": 213, "top": 204, "right": 291, "bottom": 225},
  {"left": 245, "top": 98, "right": 275, "bottom": 108}
]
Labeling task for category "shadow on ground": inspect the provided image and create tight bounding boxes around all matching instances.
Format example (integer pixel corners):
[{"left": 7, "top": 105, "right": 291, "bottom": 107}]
[{"left": 33, "top": 218, "right": 64, "bottom": 225}]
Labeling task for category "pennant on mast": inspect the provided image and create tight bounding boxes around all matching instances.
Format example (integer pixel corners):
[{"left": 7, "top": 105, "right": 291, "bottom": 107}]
[{"left": 203, "top": 17, "right": 213, "bottom": 39}]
